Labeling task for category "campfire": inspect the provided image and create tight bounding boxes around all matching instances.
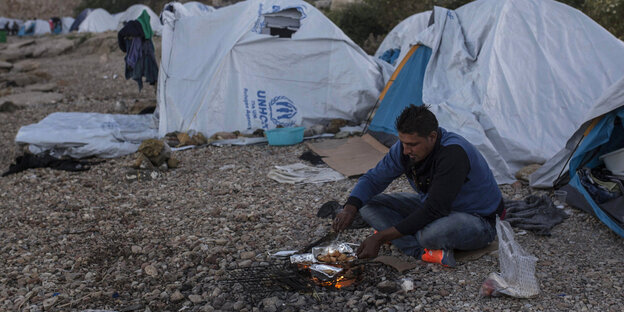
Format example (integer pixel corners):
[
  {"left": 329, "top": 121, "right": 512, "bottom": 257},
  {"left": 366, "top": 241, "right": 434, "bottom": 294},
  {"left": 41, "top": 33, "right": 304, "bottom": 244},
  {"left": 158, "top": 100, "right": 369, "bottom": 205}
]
[
  {"left": 221, "top": 243, "right": 366, "bottom": 301},
  {"left": 293, "top": 243, "right": 363, "bottom": 289}
]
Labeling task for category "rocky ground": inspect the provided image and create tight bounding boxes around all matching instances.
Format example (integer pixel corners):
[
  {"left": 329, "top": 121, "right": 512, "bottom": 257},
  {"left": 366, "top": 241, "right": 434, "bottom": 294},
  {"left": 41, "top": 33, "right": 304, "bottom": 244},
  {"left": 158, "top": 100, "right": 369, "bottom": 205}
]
[{"left": 1, "top": 32, "right": 624, "bottom": 312}]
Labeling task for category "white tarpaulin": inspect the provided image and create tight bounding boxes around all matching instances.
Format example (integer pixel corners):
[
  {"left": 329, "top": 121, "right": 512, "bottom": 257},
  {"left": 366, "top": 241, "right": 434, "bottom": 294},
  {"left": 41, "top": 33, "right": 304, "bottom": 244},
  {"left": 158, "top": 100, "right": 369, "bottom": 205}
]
[
  {"left": 116, "top": 4, "right": 162, "bottom": 35},
  {"left": 78, "top": 8, "right": 117, "bottom": 33},
  {"left": 15, "top": 113, "right": 158, "bottom": 159},
  {"left": 157, "top": 0, "right": 390, "bottom": 138},
  {"left": 406, "top": 0, "right": 624, "bottom": 184},
  {"left": 183, "top": 1, "right": 216, "bottom": 16}
]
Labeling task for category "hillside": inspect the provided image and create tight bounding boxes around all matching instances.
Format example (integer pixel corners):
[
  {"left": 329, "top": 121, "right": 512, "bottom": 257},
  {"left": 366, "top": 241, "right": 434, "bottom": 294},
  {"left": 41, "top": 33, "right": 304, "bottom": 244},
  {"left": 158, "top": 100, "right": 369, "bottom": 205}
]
[{"left": 0, "top": 0, "right": 82, "bottom": 20}]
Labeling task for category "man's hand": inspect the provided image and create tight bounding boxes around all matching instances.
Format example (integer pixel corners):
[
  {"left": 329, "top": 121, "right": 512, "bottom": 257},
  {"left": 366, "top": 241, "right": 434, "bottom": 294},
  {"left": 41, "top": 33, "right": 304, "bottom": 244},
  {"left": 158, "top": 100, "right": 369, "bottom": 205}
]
[
  {"left": 356, "top": 227, "right": 403, "bottom": 259},
  {"left": 332, "top": 204, "right": 357, "bottom": 232},
  {"left": 356, "top": 234, "right": 382, "bottom": 259}
]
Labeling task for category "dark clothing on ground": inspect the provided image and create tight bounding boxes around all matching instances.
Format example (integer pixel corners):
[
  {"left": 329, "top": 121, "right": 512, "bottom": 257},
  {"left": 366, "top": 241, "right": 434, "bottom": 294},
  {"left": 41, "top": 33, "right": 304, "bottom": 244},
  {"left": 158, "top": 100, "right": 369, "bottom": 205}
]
[{"left": 2, "top": 154, "right": 102, "bottom": 177}]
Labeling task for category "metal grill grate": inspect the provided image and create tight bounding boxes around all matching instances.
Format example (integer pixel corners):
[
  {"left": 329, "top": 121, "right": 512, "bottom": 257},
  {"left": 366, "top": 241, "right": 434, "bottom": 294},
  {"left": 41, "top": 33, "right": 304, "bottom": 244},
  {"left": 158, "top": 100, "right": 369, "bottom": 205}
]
[{"left": 220, "top": 264, "right": 315, "bottom": 295}]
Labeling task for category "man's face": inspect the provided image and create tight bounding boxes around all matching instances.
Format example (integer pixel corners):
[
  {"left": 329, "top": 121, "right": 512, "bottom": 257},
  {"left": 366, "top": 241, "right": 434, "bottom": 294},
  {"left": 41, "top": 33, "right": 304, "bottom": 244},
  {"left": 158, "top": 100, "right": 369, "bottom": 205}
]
[{"left": 398, "top": 130, "right": 437, "bottom": 162}]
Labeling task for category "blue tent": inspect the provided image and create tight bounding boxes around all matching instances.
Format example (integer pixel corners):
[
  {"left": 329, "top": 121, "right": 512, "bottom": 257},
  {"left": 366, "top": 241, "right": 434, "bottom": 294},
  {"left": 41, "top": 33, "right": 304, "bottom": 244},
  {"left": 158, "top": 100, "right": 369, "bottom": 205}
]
[
  {"left": 365, "top": 45, "right": 432, "bottom": 146},
  {"left": 567, "top": 107, "right": 624, "bottom": 237},
  {"left": 70, "top": 8, "right": 92, "bottom": 32},
  {"left": 532, "top": 76, "right": 624, "bottom": 237}
]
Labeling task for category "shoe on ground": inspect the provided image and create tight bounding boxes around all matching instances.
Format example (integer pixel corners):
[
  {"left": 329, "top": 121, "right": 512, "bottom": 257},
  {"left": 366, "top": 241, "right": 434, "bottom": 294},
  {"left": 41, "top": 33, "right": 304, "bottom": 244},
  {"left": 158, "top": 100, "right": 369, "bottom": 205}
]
[{"left": 421, "top": 248, "right": 456, "bottom": 267}]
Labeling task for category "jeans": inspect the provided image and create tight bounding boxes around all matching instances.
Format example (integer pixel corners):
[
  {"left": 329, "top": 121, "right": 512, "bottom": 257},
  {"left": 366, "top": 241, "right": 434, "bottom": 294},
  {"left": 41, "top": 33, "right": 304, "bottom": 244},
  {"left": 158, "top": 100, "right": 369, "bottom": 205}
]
[{"left": 359, "top": 192, "right": 496, "bottom": 258}]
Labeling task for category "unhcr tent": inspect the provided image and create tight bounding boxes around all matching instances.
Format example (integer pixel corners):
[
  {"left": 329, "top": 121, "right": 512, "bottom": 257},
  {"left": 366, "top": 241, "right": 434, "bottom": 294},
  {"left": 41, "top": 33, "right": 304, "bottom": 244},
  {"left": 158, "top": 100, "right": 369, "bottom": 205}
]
[
  {"left": 78, "top": 8, "right": 117, "bottom": 33},
  {"left": 116, "top": 4, "right": 162, "bottom": 35},
  {"left": 157, "top": 0, "right": 389, "bottom": 138},
  {"left": 362, "top": 0, "right": 624, "bottom": 184}
]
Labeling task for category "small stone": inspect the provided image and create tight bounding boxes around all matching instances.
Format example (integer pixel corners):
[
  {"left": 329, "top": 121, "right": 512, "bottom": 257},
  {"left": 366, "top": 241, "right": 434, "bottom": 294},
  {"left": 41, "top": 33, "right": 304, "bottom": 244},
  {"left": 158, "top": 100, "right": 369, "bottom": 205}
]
[
  {"left": 167, "top": 157, "right": 180, "bottom": 169},
  {"left": 188, "top": 294, "right": 203, "bottom": 304},
  {"left": 42, "top": 296, "right": 58, "bottom": 309},
  {"left": 377, "top": 280, "right": 398, "bottom": 294},
  {"left": 131, "top": 245, "right": 142, "bottom": 254},
  {"left": 240, "top": 251, "right": 255, "bottom": 260},
  {"left": 144, "top": 265, "right": 158, "bottom": 277},
  {"left": 210, "top": 288, "right": 221, "bottom": 298},
  {"left": 238, "top": 260, "right": 252, "bottom": 267},
  {"left": 170, "top": 290, "right": 184, "bottom": 302},
  {"left": 233, "top": 301, "right": 245, "bottom": 310},
  {"left": 439, "top": 289, "right": 450, "bottom": 297}
]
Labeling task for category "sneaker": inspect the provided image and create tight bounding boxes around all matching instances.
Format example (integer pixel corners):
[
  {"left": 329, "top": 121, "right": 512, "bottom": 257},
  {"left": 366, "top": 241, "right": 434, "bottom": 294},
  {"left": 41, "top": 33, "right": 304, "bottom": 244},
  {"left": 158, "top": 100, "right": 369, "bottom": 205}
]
[{"left": 421, "top": 248, "right": 456, "bottom": 267}]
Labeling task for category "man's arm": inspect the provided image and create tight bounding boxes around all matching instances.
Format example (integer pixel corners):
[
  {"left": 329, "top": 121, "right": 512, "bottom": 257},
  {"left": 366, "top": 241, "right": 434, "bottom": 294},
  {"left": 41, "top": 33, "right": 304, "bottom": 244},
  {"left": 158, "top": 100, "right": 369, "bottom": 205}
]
[
  {"left": 394, "top": 145, "right": 470, "bottom": 235},
  {"left": 333, "top": 141, "right": 407, "bottom": 232}
]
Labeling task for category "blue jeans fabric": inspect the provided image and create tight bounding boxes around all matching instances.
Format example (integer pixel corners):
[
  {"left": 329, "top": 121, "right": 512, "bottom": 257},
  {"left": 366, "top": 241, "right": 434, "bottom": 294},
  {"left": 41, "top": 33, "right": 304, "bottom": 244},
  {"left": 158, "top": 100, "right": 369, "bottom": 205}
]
[{"left": 359, "top": 192, "right": 496, "bottom": 258}]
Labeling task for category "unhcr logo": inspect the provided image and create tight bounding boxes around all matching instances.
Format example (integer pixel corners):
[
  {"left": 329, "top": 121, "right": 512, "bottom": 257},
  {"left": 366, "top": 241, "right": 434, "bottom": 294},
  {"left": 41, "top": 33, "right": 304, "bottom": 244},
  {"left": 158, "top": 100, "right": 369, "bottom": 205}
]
[{"left": 269, "top": 96, "right": 297, "bottom": 127}]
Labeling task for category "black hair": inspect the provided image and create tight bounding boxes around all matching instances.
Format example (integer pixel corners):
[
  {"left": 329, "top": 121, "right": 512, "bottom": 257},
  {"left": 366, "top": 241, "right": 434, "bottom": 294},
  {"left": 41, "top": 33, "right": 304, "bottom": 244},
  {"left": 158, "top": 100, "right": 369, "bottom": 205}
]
[{"left": 395, "top": 104, "right": 438, "bottom": 137}]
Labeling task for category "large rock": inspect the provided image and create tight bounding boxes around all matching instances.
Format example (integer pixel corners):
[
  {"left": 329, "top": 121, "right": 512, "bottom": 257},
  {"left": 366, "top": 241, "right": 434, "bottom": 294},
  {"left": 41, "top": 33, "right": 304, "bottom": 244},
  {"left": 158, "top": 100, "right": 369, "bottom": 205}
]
[
  {"left": 11, "top": 60, "right": 39, "bottom": 72},
  {"left": 25, "top": 82, "right": 56, "bottom": 92},
  {"left": 0, "top": 61, "right": 12, "bottom": 71},
  {"left": 32, "top": 38, "right": 74, "bottom": 58},
  {"left": 137, "top": 139, "right": 172, "bottom": 167},
  {"left": 515, "top": 164, "right": 542, "bottom": 182},
  {"left": 0, "top": 91, "right": 63, "bottom": 106},
  {"left": 0, "top": 101, "right": 22, "bottom": 113},
  {"left": 0, "top": 72, "right": 46, "bottom": 86}
]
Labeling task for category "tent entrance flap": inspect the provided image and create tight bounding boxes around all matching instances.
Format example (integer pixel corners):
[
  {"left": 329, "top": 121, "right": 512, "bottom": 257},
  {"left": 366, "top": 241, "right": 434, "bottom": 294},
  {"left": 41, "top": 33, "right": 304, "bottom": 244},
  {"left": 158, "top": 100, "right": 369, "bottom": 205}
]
[
  {"left": 568, "top": 107, "right": 624, "bottom": 237},
  {"left": 306, "top": 134, "right": 389, "bottom": 177}
]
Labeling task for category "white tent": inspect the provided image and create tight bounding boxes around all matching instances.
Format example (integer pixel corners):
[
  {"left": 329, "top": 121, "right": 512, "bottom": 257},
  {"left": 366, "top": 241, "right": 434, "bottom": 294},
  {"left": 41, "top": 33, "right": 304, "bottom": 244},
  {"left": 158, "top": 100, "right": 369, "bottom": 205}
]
[
  {"left": 389, "top": 0, "right": 624, "bottom": 184},
  {"left": 374, "top": 10, "right": 431, "bottom": 65},
  {"left": 117, "top": 4, "right": 162, "bottom": 35},
  {"left": 78, "top": 8, "right": 117, "bottom": 33},
  {"left": 61, "top": 17, "right": 75, "bottom": 34},
  {"left": 23, "top": 19, "right": 51, "bottom": 36},
  {"left": 157, "top": 0, "right": 390, "bottom": 138},
  {"left": 183, "top": 1, "right": 216, "bottom": 16}
]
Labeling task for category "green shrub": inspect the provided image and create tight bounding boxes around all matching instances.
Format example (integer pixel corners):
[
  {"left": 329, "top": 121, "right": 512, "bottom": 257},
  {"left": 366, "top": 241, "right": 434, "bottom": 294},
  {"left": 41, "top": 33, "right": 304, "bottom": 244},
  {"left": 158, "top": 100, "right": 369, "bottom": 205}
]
[
  {"left": 74, "top": 0, "right": 170, "bottom": 15},
  {"left": 325, "top": 0, "right": 472, "bottom": 54},
  {"left": 583, "top": 0, "right": 624, "bottom": 39}
]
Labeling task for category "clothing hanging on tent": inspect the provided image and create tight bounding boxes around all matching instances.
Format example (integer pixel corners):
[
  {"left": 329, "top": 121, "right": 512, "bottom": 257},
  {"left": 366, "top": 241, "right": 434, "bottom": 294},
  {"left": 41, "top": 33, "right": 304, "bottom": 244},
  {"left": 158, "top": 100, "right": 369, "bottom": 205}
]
[{"left": 118, "top": 11, "right": 158, "bottom": 91}]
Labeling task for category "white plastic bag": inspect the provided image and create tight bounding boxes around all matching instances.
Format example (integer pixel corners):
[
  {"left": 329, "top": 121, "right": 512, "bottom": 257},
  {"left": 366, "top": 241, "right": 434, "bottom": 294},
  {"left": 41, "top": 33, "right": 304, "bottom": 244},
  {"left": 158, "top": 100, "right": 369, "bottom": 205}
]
[{"left": 480, "top": 217, "right": 540, "bottom": 298}]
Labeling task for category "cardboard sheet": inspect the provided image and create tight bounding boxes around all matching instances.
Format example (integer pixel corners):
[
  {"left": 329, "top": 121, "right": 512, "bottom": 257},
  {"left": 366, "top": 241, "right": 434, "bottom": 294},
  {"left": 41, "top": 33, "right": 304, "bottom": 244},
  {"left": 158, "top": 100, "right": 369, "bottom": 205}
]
[{"left": 306, "top": 134, "right": 389, "bottom": 177}]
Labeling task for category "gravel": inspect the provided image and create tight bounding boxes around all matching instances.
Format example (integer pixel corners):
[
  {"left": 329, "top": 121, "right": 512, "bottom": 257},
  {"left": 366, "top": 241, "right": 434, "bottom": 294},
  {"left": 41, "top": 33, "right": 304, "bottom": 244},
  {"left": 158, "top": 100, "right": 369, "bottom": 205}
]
[{"left": 1, "top": 33, "right": 624, "bottom": 312}]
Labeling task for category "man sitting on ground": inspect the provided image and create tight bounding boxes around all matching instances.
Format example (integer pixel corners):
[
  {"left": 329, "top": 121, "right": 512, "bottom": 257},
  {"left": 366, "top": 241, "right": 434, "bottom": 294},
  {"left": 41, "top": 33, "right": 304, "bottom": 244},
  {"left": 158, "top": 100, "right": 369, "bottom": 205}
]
[{"left": 333, "top": 104, "right": 504, "bottom": 266}]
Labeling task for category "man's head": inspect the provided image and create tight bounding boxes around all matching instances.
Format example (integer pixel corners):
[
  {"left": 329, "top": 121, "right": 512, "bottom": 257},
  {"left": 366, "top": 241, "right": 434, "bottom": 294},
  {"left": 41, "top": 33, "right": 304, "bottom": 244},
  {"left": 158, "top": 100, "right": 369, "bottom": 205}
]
[{"left": 395, "top": 104, "right": 439, "bottom": 162}]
